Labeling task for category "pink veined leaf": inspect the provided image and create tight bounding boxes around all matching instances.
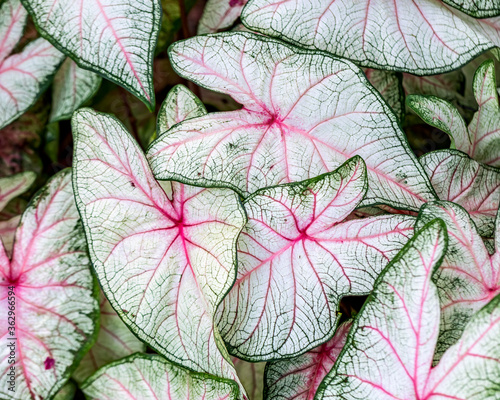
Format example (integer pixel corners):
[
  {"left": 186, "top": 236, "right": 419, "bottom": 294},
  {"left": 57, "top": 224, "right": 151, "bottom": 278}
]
[
  {"left": 147, "top": 33, "right": 436, "bottom": 211},
  {"left": 420, "top": 149, "right": 500, "bottom": 237},
  {"left": 264, "top": 321, "right": 351, "bottom": 400},
  {"left": 242, "top": 0, "right": 500, "bottom": 75},
  {"left": 0, "top": 169, "right": 99, "bottom": 400},
  {"left": 72, "top": 108, "right": 247, "bottom": 395},
  {"left": 82, "top": 354, "right": 240, "bottom": 400},
  {"left": 0, "top": 216, "right": 20, "bottom": 257},
  {"left": 416, "top": 201, "right": 500, "bottom": 361},
  {"left": 0, "top": 0, "right": 27, "bottom": 64},
  {"left": 317, "top": 220, "right": 500, "bottom": 400},
  {"left": 0, "top": 171, "right": 35, "bottom": 212},
  {"left": 72, "top": 291, "right": 146, "bottom": 383},
  {"left": 198, "top": 0, "right": 248, "bottom": 34},
  {"left": 217, "top": 156, "right": 416, "bottom": 360},
  {"left": 20, "top": 0, "right": 161, "bottom": 110}
]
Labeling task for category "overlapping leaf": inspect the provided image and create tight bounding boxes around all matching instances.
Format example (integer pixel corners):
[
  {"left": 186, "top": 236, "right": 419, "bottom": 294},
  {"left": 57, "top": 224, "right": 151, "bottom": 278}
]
[
  {"left": 420, "top": 149, "right": 500, "bottom": 236},
  {"left": 72, "top": 109, "right": 246, "bottom": 385},
  {"left": 264, "top": 321, "right": 351, "bottom": 400},
  {"left": 82, "top": 354, "right": 240, "bottom": 400},
  {"left": 242, "top": 0, "right": 500, "bottom": 75},
  {"left": 50, "top": 59, "right": 101, "bottom": 122},
  {"left": 198, "top": 0, "right": 248, "bottom": 34},
  {"left": 0, "top": 0, "right": 63, "bottom": 129},
  {"left": 21, "top": 0, "right": 162, "bottom": 110},
  {"left": 408, "top": 60, "right": 500, "bottom": 166},
  {"left": 217, "top": 156, "right": 415, "bottom": 360},
  {"left": 317, "top": 220, "right": 500, "bottom": 400},
  {"left": 148, "top": 33, "right": 435, "bottom": 210},
  {"left": 443, "top": 0, "right": 500, "bottom": 18},
  {"left": 0, "top": 169, "right": 99, "bottom": 399},
  {"left": 73, "top": 291, "right": 146, "bottom": 383},
  {"left": 416, "top": 201, "right": 500, "bottom": 360}
]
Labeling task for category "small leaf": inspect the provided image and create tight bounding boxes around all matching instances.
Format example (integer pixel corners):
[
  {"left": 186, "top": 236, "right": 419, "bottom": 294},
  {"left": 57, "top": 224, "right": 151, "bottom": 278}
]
[
  {"left": 242, "top": 0, "right": 500, "bottom": 74},
  {"left": 0, "top": 0, "right": 27, "bottom": 64},
  {"left": 72, "top": 291, "right": 146, "bottom": 383},
  {"left": 198, "top": 0, "right": 248, "bottom": 34},
  {"left": 0, "top": 169, "right": 99, "bottom": 399},
  {"left": 264, "top": 321, "right": 351, "bottom": 400},
  {"left": 72, "top": 109, "right": 246, "bottom": 385},
  {"left": 0, "top": 171, "right": 35, "bottom": 211},
  {"left": 82, "top": 354, "right": 240, "bottom": 400},
  {"left": 20, "top": 0, "right": 162, "bottom": 110},
  {"left": 420, "top": 149, "right": 500, "bottom": 237},
  {"left": 218, "top": 156, "right": 415, "bottom": 360},
  {"left": 157, "top": 84, "right": 207, "bottom": 134},
  {"left": 443, "top": 0, "right": 500, "bottom": 18},
  {"left": 50, "top": 58, "right": 101, "bottom": 122},
  {"left": 416, "top": 201, "right": 500, "bottom": 360},
  {"left": 148, "top": 32, "right": 436, "bottom": 210}
]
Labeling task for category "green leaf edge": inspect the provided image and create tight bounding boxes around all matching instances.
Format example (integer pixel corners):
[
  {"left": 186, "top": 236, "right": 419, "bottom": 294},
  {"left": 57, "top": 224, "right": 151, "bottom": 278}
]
[{"left": 441, "top": 0, "right": 500, "bottom": 19}]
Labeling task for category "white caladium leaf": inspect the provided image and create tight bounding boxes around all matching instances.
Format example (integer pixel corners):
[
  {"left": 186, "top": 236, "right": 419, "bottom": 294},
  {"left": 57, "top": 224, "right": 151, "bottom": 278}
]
[
  {"left": 50, "top": 59, "right": 101, "bottom": 123},
  {"left": 217, "top": 156, "right": 416, "bottom": 360},
  {"left": 416, "top": 201, "right": 500, "bottom": 360},
  {"left": 409, "top": 60, "right": 500, "bottom": 166},
  {"left": 21, "top": 0, "right": 161, "bottom": 110},
  {"left": 73, "top": 291, "right": 146, "bottom": 383},
  {"left": 198, "top": 0, "right": 247, "bottom": 34},
  {"left": 420, "top": 149, "right": 500, "bottom": 237},
  {"left": 443, "top": 0, "right": 500, "bottom": 18},
  {"left": 157, "top": 84, "right": 207, "bottom": 134},
  {"left": 0, "top": 0, "right": 27, "bottom": 64},
  {"left": 72, "top": 109, "right": 246, "bottom": 386},
  {"left": 242, "top": 0, "right": 500, "bottom": 75},
  {"left": 0, "top": 171, "right": 35, "bottom": 212},
  {"left": 364, "top": 69, "right": 404, "bottom": 122},
  {"left": 264, "top": 321, "right": 351, "bottom": 400},
  {"left": 82, "top": 354, "right": 240, "bottom": 400},
  {"left": 147, "top": 33, "right": 436, "bottom": 210},
  {"left": 0, "top": 169, "right": 99, "bottom": 400}
]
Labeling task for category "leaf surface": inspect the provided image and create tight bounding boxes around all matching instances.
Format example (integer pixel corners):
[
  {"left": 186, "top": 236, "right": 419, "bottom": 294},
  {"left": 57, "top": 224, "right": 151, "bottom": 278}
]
[
  {"left": 265, "top": 321, "right": 351, "bottom": 400},
  {"left": 420, "top": 149, "right": 500, "bottom": 236},
  {"left": 50, "top": 58, "right": 101, "bottom": 122},
  {"left": 0, "top": 0, "right": 27, "bottom": 64},
  {"left": 82, "top": 354, "right": 240, "bottom": 400},
  {"left": 198, "top": 0, "right": 248, "bottom": 34},
  {"left": 217, "top": 157, "right": 415, "bottom": 360},
  {"left": 0, "top": 169, "right": 99, "bottom": 400},
  {"left": 241, "top": 0, "right": 500, "bottom": 74},
  {"left": 148, "top": 32, "right": 435, "bottom": 210},
  {"left": 21, "top": 0, "right": 162, "bottom": 109},
  {"left": 364, "top": 69, "right": 404, "bottom": 122},
  {"left": 0, "top": 171, "right": 35, "bottom": 212},
  {"left": 72, "top": 109, "right": 246, "bottom": 384}
]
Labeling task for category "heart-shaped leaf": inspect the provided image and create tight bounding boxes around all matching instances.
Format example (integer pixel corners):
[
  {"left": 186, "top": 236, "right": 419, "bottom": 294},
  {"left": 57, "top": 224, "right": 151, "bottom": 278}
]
[
  {"left": 0, "top": 169, "right": 99, "bottom": 400},
  {"left": 408, "top": 60, "right": 500, "bottom": 166},
  {"left": 416, "top": 201, "right": 500, "bottom": 360},
  {"left": 20, "top": 0, "right": 162, "bottom": 110},
  {"left": 420, "top": 149, "right": 500, "bottom": 237},
  {"left": 72, "top": 109, "right": 246, "bottom": 385},
  {"left": 73, "top": 291, "right": 146, "bottom": 383},
  {"left": 198, "top": 0, "right": 247, "bottom": 34},
  {"left": 241, "top": 0, "right": 500, "bottom": 75},
  {"left": 443, "top": 0, "right": 500, "bottom": 18},
  {"left": 148, "top": 32, "right": 436, "bottom": 210},
  {"left": 317, "top": 219, "right": 500, "bottom": 399},
  {"left": 217, "top": 156, "right": 415, "bottom": 360},
  {"left": 264, "top": 320, "right": 351, "bottom": 400},
  {"left": 82, "top": 354, "right": 240, "bottom": 400},
  {"left": 50, "top": 59, "right": 101, "bottom": 123},
  {"left": 0, "top": 0, "right": 64, "bottom": 129},
  {"left": 157, "top": 84, "right": 207, "bottom": 134}
]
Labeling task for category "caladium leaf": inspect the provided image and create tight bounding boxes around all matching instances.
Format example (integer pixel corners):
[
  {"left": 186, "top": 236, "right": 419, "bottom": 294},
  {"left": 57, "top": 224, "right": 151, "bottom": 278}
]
[
  {"left": 72, "top": 109, "right": 246, "bottom": 385},
  {"left": 148, "top": 32, "right": 436, "bottom": 210},
  {"left": 408, "top": 60, "right": 500, "bottom": 166},
  {"left": 82, "top": 354, "right": 240, "bottom": 400},
  {"left": 0, "top": 171, "right": 35, "bottom": 212},
  {"left": 364, "top": 69, "right": 404, "bottom": 122},
  {"left": 73, "top": 291, "right": 146, "bottom": 383},
  {"left": 420, "top": 149, "right": 500, "bottom": 237},
  {"left": 443, "top": 0, "right": 500, "bottom": 18},
  {"left": 416, "top": 201, "right": 500, "bottom": 360},
  {"left": 217, "top": 156, "right": 416, "bottom": 360},
  {"left": 198, "top": 0, "right": 248, "bottom": 34},
  {"left": 20, "top": 0, "right": 162, "bottom": 110},
  {"left": 264, "top": 321, "right": 351, "bottom": 400},
  {"left": 157, "top": 84, "right": 207, "bottom": 134},
  {"left": 0, "top": 0, "right": 27, "bottom": 64},
  {"left": 50, "top": 59, "right": 101, "bottom": 123},
  {"left": 0, "top": 169, "right": 99, "bottom": 400},
  {"left": 241, "top": 0, "right": 500, "bottom": 75}
]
